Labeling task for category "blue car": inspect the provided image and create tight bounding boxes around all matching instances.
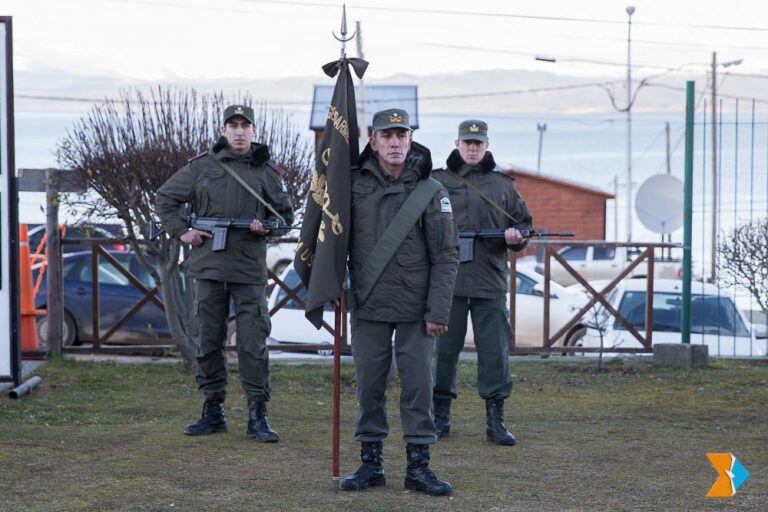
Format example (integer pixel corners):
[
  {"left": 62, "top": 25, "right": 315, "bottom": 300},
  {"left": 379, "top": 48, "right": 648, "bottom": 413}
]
[{"left": 33, "top": 251, "right": 172, "bottom": 347}]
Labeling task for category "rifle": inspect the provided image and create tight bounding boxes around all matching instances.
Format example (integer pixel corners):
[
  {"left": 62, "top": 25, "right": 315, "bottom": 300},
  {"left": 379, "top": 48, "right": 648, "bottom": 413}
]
[
  {"left": 149, "top": 214, "right": 299, "bottom": 252},
  {"left": 458, "top": 228, "right": 575, "bottom": 263}
]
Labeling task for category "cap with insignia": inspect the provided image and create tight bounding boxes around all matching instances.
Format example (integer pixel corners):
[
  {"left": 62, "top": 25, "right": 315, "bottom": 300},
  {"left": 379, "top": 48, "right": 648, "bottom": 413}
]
[
  {"left": 223, "top": 104, "right": 255, "bottom": 125},
  {"left": 458, "top": 119, "right": 489, "bottom": 143},
  {"left": 371, "top": 109, "right": 411, "bottom": 132}
]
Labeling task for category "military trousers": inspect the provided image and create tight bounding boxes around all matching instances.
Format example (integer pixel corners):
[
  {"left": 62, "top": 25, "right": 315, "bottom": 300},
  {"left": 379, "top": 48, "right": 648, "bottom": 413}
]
[
  {"left": 351, "top": 316, "right": 437, "bottom": 445},
  {"left": 194, "top": 279, "right": 271, "bottom": 405},
  {"left": 434, "top": 296, "right": 513, "bottom": 401}
]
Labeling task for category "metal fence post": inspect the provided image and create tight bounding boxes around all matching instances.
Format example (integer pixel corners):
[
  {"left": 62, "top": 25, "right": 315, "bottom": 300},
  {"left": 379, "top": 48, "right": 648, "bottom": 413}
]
[{"left": 682, "top": 81, "right": 695, "bottom": 344}]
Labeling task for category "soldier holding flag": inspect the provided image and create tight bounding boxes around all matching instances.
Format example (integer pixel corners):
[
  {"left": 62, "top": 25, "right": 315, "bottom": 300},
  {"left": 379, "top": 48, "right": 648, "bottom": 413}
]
[{"left": 340, "top": 110, "right": 458, "bottom": 496}]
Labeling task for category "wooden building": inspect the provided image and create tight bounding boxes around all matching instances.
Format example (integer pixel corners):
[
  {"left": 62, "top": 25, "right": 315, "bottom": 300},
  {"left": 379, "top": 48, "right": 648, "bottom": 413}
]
[{"left": 501, "top": 166, "right": 614, "bottom": 255}]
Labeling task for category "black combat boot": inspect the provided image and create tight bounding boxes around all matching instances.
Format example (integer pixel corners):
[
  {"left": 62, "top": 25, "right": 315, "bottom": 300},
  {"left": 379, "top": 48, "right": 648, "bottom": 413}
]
[
  {"left": 404, "top": 444, "right": 452, "bottom": 496},
  {"left": 485, "top": 399, "right": 516, "bottom": 446},
  {"left": 433, "top": 397, "right": 452, "bottom": 439},
  {"left": 183, "top": 400, "right": 227, "bottom": 436},
  {"left": 340, "top": 441, "right": 386, "bottom": 491},
  {"left": 246, "top": 402, "right": 279, "bottom": 442}
]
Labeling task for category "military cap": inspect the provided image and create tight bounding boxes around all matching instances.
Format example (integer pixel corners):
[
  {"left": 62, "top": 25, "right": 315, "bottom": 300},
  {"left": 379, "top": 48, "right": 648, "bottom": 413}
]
[
  {"left": 458, "top": 119, "right": 489, "bottom": 143},
  {"left": 223, "top": 104, "right": 255, "bottom": 125},
  {"left": 371, "top": 109, "right": 411, "bottom": 132}
]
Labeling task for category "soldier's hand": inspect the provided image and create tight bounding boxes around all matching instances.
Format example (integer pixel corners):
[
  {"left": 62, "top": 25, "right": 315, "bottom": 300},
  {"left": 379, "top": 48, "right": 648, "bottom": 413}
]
[
  {"left": 251, "top": 219, "right": 271, "bottom": 235},
  {"left": 425, "top": 322, "right": 448, "bottom": 337},
  {"left": 180, "top": 228, "right": 212, "bottom": 247},
  {"left": 505, "top": 228, "right": 523, "bottom": 246}
]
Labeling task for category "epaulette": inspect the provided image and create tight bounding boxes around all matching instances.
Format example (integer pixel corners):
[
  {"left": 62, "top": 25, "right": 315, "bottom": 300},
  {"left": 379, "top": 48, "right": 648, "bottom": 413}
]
[
  {"left": 188, "top": 151, "right": 208, "bottom": 163},
  {"left": 494, "top": 167, "right": 516, "bottom": 181},
  {"left": 265, "top": 159, "right": 283, "bottom": 174}
]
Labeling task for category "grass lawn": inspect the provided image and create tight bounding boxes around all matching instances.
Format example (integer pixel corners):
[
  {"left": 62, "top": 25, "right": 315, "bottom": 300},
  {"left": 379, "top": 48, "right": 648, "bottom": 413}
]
[{"left": 0, "top": 356, "right": 766, "bottom": 511}]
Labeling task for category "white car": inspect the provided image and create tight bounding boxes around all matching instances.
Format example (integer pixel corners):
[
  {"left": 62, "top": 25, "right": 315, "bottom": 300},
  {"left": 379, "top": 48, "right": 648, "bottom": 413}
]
[
  {"left": 266, "top": 264, "right": 345, "bottom": 354},
  {"left": 266, "top": 264, "right": 588, "bottom": 351},
  {"left": 466, "top": 266, "right": 588, "bottom": 347},
  {"left": 266, "top": 241, "right": 296, "bottom": 276},
  {"left": 575, "top": 279, "right": 766, "bottom": 357}
]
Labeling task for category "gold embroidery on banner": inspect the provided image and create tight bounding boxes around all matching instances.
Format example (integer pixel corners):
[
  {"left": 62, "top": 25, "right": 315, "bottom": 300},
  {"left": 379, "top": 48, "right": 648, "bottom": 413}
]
[
  {"left": 327, "top": 106, "right": 350, "bottom": 145},
  {"left": 309, "top": 167, "right": 344, "bottom": 242}
]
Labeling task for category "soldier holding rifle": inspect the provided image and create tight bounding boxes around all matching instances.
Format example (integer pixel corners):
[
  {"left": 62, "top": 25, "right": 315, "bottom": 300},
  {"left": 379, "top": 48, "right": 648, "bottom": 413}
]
[
  {"left": 156, "top": 104, "right": 293, "bottom": 441},
  {"left": 432, "top": 119, "right": 532, "bottom": 446}
]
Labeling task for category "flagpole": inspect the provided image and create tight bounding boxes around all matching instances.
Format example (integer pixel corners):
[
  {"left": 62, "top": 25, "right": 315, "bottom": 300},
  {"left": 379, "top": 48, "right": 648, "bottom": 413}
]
[
  {"left": 332, "top": 300, "right": 341, "bottom": 492},
  {"left": 330, "top": 4, "right": 355, "bottom": 494}
]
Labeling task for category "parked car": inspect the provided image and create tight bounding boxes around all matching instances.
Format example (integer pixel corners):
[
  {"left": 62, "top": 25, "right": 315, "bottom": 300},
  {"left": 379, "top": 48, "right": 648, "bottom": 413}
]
[
  {"left": 266, "top": 264, "right": 588, "bottom": 351},
  {"left": 266, "top": 241, "right": 296, "bottom": 277},
  {"left": 265, "top": 264, "right": 344, "bottom": 354},
  {"left": 27, "top": 223, "right": 126, "bottom": 255},
  {"left": 33, "top": 250, "right": 171, "bottom": 346},
  {"left": 573, "top": 279, "right": 766, "bottom": 357},
  {"left": 536, "top": 245, "right": 682, "bottom": 287},
  {"left": 466, "top": 266, "right": 589, "bottom": 347}
]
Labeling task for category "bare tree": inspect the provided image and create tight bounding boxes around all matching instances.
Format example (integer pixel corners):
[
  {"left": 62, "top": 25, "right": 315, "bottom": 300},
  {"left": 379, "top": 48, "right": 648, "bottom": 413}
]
[
  {"left": 56, "top": 86, "right": 314, "bottom": 372},
  {"left": 718, "top": 218, "right": 768, "bottom": 314}
]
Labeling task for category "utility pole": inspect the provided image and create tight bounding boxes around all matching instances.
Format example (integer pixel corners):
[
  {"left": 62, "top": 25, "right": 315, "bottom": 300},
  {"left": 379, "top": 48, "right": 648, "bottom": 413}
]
[
  {"left": 536, "top": 123, "right": 547, "bottom": 173},
  {"left": 625, "top": 5, "right": 635, "bottom": 242},
  {"left": 614, "top": 175, "right": 620, "bottom": 241},
  {"left": 355, "top": 20, "right": 367, "bottom": 150},
  {"left": 710, "top": 51, "right": 718, "bottom": 283}
]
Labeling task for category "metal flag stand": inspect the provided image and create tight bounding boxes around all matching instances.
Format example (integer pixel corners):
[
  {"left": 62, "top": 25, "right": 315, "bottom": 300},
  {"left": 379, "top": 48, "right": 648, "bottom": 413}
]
[{"left": 331, "top": 4, "right": 354, "bottom": 494}]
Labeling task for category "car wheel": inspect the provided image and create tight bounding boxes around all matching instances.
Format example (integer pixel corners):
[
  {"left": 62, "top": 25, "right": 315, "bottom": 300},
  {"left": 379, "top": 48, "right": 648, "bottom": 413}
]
[
  {"left": 272, "top": 259, "right": 291, "bottom": 278},
  {"left": 226, "top": 318, "right": 237, "bottom": 348},
  {"left": 564, "top": 326, "right": 587, "bottom": 356},
  {"left": 36, "top": 312, "right": 78, "bottom": 350}
]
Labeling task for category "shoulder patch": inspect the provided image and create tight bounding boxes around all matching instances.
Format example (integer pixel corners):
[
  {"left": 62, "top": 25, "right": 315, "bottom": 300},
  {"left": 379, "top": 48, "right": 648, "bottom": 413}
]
[
  {"left": 188, "top": 151, "right": 208, "bottom": 163},
  {"left": 265, "top": 160, "right": 283, "bottom": 174},
  {"left": 440, "top": 196, "right": 453, "bottom": 213}
]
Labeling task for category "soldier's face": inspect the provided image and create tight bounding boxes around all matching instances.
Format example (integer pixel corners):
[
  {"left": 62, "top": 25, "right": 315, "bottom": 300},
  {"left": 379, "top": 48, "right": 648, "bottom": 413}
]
[
  {"left": 371, "top": 128, "right": 412, "bottom": 171},
  {"left": 221, "top": 117, "right": 256, "bottom": 155},
  {"left": 456, "top": 139, "right": 489, "bottom": 166}
]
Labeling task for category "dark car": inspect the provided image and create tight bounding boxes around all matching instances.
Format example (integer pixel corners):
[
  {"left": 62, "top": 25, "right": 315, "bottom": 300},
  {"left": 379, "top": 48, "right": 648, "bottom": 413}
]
[{"left": 33, "top": 251, "right": 171, "bottom": 347}]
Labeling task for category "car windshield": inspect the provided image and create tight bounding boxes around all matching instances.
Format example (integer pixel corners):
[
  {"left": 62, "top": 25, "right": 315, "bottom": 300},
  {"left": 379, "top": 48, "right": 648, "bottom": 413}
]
[
  {"left": 615, "top": 291, "right": 750, "bottom": 337},
  {"left": 273, "top": 270, "right": 334, "bottom": 312}
]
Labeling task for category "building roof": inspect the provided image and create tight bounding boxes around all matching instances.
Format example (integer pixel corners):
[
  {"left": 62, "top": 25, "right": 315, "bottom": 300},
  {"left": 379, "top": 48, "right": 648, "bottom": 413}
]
[
  {"left": 310, "top": 85, "right": 418, "bottom": 130},
  {"left": 502, "top": 165, "right": 614, "bottom": 199}
]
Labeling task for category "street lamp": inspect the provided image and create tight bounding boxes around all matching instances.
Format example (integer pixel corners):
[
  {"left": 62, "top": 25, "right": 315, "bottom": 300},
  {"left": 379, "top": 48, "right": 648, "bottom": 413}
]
[{"left": 625, "top": 5, "right": 635, "bottom": 242}]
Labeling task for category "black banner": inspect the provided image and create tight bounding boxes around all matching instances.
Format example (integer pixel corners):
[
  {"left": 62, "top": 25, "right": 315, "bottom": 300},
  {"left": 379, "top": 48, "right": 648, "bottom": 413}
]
[{"left": 294, "top": 57, "right": 367, "bottom": 328}]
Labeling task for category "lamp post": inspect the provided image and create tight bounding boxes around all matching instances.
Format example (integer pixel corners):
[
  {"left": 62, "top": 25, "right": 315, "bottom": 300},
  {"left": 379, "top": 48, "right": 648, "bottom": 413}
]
[
  {"left": 709, "top": 53, "right": 743, "bottom": 282},
  {"left": 625, "top": 5, "right": 635, "bottom": 242}
]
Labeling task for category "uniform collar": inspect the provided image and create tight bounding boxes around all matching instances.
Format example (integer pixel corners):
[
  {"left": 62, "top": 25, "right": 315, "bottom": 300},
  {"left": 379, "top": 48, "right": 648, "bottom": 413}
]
[
  {"left": 211, "top": 136, "right": 270, "bottom": 166},
  {"left": 446, "top": 149, "right": 497, "bottom": 176}
]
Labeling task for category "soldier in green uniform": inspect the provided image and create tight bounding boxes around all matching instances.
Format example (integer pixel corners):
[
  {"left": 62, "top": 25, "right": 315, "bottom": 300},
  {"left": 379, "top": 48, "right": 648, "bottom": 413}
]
[
  {"left": 340, "top": 110, "right": 458, "bottom": 496},
  {"left": 156, "top": 105, "right": 293, "bottom": 441},
  {"left": 432, "top": 119, "right": 532, "bottom": 446}
]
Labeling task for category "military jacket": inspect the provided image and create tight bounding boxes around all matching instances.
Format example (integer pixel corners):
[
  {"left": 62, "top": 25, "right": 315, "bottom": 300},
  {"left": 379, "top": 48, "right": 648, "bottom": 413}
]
[
  {"left": 433, "top": 150, "right": 532, "bottom": 299},
  {"left": 349, "top": 142, "right": 458, "bottom": 324},
  {"left": 155, "top": 139, "right": 294, "bottom": 284}
]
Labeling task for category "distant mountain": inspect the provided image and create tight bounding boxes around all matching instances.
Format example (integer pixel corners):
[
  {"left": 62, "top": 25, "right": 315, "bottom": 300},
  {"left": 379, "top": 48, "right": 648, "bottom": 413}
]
[{"left": 14, "top": 66, "right": 764, "bottom": 115}]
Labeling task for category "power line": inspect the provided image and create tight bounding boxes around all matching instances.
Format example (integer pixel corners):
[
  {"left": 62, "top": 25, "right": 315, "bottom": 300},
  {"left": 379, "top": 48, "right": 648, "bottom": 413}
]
[
  {"left": 426, "top": 42, "right": 704, "bottom": 71},
  {"left": 234, "top": 0, "right": 768, "bottom": 32},
  {"left": 108, "top": 0, "right": 768, "bottom": 32}
]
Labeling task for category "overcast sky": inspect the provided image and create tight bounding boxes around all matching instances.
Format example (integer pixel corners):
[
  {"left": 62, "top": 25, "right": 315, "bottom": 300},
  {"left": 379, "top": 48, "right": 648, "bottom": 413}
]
[{"left": 5, "top": 0, "right": 767, "bottom": 82}]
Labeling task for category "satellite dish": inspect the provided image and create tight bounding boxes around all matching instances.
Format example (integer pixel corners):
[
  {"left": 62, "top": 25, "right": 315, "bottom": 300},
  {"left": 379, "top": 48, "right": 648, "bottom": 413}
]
[{"left": 635, "top": 174, "right": 684, "bottom": 235}]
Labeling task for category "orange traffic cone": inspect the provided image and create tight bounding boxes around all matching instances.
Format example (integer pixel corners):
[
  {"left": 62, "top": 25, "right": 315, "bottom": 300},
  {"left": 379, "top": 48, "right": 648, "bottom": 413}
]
[{"left": 19, "top": 224, "right": 46, "bottom": 359}]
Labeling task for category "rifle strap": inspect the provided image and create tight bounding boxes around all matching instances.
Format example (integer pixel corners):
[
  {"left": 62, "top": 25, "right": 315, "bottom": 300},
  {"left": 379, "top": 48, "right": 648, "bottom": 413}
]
[
  {"left": 448, "top": 170, "right": 520, "bottom": 224},
  {"left": 215, "top": 159, "right": 287, "bottom": 224},
  {"left": 348, "top": 177, "right": 443, "bottom": 309}
]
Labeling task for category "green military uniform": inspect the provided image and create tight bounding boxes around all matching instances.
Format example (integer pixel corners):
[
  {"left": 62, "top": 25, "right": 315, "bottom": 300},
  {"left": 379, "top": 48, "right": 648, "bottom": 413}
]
[
  {"left": 155, "top": 111, "right": 293, "bottom": 407},
  {"left": 432, "top": 120, "right": 532, "bottom": 444},
  {"left": 341, "top": 110, "right": 457, "bottom": 496},
  {"left": 349, "top": 137, "right": 458, "bottom": 445}
]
